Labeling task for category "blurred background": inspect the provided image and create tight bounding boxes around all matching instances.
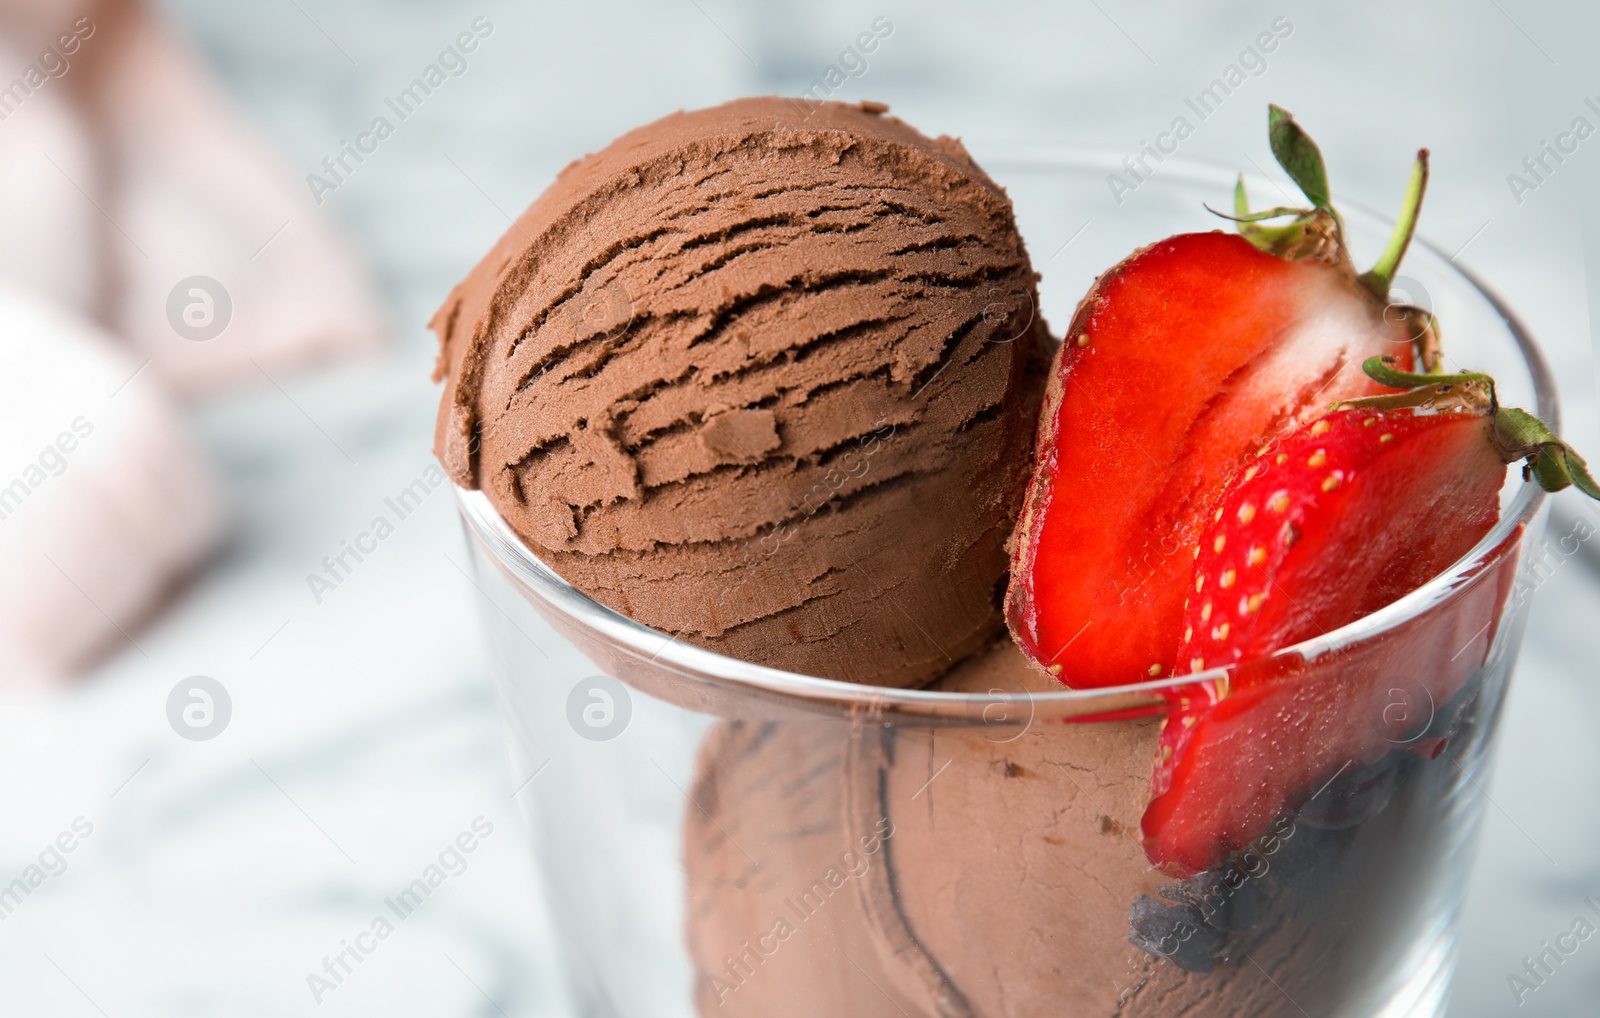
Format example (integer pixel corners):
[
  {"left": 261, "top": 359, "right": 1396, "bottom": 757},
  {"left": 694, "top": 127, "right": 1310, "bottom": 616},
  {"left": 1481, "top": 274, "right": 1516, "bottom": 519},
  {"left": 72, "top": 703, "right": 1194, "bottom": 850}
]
[{"left": 0, "top": 0, "right": 1596, "bottom": 1014}]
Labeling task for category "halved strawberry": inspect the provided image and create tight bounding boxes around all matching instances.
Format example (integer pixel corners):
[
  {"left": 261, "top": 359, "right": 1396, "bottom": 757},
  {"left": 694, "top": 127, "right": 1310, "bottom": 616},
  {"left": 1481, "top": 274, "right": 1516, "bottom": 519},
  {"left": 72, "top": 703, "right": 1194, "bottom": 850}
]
[
  {"left": 1142, "top": 361, "right": 1600, "bottom": 876},
  {"left": 1008, "top": 107, "right": 1431, "bottom": 688}
]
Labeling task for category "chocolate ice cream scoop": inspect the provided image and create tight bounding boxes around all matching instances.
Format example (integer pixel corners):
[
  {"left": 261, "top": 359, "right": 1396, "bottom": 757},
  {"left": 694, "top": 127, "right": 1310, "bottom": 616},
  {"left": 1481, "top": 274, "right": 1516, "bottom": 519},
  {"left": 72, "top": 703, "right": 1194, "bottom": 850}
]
[{"left": 431, "top": 97, "right": 1048, "bottom": 686}]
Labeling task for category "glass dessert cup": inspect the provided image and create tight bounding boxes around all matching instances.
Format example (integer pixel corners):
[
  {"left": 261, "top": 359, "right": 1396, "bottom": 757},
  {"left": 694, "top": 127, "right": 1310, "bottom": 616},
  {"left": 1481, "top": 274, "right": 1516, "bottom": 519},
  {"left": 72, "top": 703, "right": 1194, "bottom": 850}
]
[{"left": 456, "top": 150, "right": 1557, "bottom": 1018}]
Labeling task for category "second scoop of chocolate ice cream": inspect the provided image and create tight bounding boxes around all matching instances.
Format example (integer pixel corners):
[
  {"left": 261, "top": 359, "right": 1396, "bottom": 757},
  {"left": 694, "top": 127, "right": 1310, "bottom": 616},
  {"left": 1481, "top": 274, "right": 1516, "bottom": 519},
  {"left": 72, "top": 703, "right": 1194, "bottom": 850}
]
[{"left": 432, "top": 97, "right": 1048, "bottom": 687}]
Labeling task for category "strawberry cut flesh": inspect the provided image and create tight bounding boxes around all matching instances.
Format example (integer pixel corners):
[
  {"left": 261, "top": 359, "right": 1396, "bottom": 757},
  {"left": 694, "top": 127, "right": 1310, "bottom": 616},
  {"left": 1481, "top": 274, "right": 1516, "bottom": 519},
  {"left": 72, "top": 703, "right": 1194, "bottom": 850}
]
[
  {"left": 1175, "top": 409, "right": 1503, "bottom": 673},
  {"left": 1008, "top": 232, "right": 1412, "bottom": 688},
  {"left": 1143, "top": 407, "right": 1509, "bottom": 876}
]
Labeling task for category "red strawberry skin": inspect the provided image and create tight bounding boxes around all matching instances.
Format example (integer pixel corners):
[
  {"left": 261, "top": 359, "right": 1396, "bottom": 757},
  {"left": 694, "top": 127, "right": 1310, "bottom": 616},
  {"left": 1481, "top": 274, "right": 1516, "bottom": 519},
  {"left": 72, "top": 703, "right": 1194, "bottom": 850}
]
[
  {"left": 1007, "top": 232, "right": 1412, "bottom": 689},
  {"left": 1143, "top": 407, "right": 1510, "bottom": 876}
]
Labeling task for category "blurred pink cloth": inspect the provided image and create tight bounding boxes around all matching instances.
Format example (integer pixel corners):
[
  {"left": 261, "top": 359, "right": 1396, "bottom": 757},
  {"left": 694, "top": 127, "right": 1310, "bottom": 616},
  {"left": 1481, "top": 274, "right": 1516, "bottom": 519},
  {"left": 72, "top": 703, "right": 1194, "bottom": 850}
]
[
  {"left": 0, "top": 0, "right": 387, "bottom": 389},
  {"left": 0, "top": 287, "right": 226, "bottom": 686},
  {"left": 0, "top": 0, "right": 387, "bottom": 682}
]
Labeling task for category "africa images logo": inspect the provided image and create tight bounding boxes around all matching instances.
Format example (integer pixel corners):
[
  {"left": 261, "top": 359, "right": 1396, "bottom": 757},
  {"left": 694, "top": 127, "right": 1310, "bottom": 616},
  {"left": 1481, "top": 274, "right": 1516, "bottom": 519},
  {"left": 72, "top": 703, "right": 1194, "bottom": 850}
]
[
  {"left": 566, "top": 675, "right": 632, "bottom": 741},
  {"left": 166, "top": 276, "right": 232, "bottom": 342},
  {"left": 166, "top": 676, "right": 232, "bottom": 741}
]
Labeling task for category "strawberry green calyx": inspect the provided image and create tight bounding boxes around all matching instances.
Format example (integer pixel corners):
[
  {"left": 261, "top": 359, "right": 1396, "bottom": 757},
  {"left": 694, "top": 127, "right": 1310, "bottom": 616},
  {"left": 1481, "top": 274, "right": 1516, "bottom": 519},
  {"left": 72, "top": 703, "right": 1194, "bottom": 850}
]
[
  {"left": 1337, "top": 356, "right": 1600, "bottom": 499},
  {"left": 1219, "top": 106, "right": 1432, "bottom": 314},
  {"left": 1214, "top": 105, "right": 1346, "bottom": 264},
  {"left": 1218, "top": 175, "right": 1339, "bottom": 262}
]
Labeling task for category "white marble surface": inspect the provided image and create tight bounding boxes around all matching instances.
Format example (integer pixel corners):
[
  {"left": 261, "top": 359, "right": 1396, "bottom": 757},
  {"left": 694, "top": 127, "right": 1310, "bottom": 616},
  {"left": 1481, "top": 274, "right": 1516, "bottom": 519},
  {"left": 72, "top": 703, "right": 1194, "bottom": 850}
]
[{"left": 2, "top": 0, "right": 1598, "bottom": 1014}]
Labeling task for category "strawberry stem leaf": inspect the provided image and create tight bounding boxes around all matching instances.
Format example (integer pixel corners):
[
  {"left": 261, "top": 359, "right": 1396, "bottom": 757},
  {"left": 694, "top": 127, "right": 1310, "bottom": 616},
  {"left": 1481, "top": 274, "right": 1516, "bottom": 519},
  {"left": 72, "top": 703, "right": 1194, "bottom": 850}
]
[
  {"left": 1205, "top": 203, "right": 1315, "bottom": 223},
  {"left": 1357, "top": 355, "right": 1492, "bottom": 393},
  {"left": 1492, "top": 408, "right": 1600, "bottom": 499},
  {"left": 1221, "top": 174, "right": 1314, "bottom": 253},
  {"left": 1331, "top": 384, "right": 1493, "bottom": 414},
  {"left": 1360, "top": 150, "right": 1430, "bottom": 299},
  {"left": 1268, "top": 105, "right": 1332, "bottom": 212},
  {"left": 1408, "top": 310, "right": 1445, "bottom": 374}
]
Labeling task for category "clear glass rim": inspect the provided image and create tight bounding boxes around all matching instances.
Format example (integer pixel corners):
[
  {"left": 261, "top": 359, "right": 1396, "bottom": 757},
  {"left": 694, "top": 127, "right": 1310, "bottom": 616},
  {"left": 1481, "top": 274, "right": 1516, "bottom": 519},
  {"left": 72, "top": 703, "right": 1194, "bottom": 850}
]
[{"left": 455, "top": 146, "right": 1556, "bottom": 714}]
